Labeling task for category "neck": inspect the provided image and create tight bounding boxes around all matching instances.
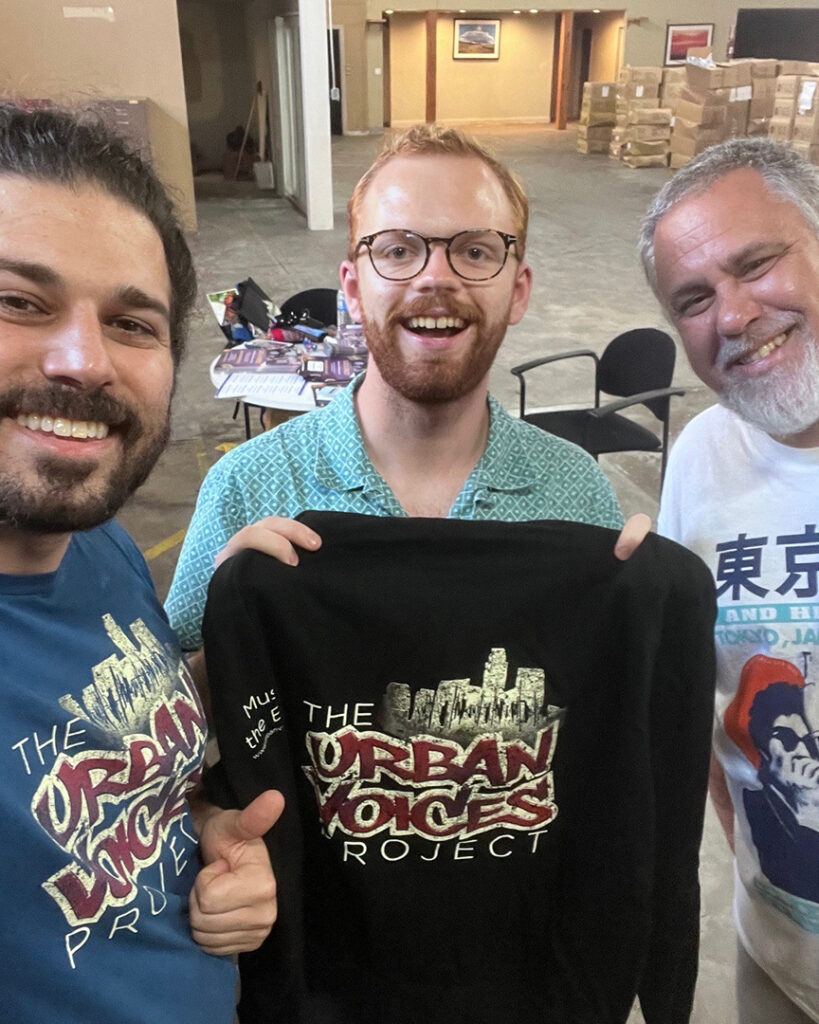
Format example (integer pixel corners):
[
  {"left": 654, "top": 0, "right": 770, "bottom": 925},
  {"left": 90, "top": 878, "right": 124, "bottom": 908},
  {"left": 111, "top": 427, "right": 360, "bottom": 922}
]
[
  {"left": 355, "top": 366, "right": 491, "bottom": 517},
  {"left": 0, "top": 525, "right": 72, "bottom": 575}
]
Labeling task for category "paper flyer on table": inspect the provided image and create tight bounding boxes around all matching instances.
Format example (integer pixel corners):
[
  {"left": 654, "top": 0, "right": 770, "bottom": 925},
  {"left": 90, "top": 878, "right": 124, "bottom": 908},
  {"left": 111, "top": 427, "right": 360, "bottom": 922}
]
[{"left": 216, "top": 372, "right": 309, "bottom": 402}]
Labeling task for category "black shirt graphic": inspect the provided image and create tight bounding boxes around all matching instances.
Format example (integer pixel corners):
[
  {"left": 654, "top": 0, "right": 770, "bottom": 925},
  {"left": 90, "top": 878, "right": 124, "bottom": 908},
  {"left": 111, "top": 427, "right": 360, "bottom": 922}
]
[{"left": 203, "top": 514, "right": 716, "bottom": 1024}]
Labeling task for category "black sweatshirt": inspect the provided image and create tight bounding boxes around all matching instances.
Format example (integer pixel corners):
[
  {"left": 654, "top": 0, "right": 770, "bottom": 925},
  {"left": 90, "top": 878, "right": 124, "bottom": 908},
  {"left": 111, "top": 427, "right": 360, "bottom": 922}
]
[{"left": 203, "top": 513, "right": 716, "bottom": 1024}]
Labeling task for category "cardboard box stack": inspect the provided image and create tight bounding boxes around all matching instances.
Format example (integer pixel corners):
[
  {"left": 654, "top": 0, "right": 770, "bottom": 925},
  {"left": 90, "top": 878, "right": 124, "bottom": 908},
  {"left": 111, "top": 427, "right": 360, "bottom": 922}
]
[
  {"left": 609, "top": 66, "right": 671, "bottom": 167},
  {"left": 748, "top": 59, "right": 778, "bottom": 136},
  {"left": 719, "top": 60, "right": 753, "bottom": 138},
  {"left": 791, "top": 76, "right": 819, "bottom": 166},
  {"left": 577, "top": 81, "right": 616, "bottom": 154},
  {"left": 669, "top": 58, "right": 730, "bottom": 169},
  {"left": 660, "top": 66, "right": 686, "bottom": 112}
]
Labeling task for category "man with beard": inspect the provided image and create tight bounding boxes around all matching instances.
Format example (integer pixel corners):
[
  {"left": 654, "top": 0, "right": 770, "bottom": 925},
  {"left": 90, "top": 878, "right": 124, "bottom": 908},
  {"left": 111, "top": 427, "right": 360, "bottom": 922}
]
[
  {"left": 642, "top": 138, "right": 819, "bottom": 1023},
  {"left": 166, "top": 124, "right": 629, "bottom": 652},
  {"left": 0, "top": 105, "right": 279, "bottom": 1024}
]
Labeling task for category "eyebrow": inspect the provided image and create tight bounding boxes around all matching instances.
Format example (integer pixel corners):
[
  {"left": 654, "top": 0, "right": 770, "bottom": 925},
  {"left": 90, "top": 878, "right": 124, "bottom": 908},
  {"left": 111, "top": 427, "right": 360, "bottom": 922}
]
[
  {"left": 0, "top": 258, "right": 171, "bottom": 324},
  {"left": 667, "top": 240, "right": 788, "bottom": 311}
]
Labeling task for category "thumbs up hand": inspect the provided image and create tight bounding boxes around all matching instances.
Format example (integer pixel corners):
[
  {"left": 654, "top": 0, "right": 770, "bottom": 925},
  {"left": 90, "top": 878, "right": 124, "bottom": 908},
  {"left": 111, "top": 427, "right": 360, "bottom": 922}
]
[{"left": 190, "top": 789, "right": 284, "bottom": 955}]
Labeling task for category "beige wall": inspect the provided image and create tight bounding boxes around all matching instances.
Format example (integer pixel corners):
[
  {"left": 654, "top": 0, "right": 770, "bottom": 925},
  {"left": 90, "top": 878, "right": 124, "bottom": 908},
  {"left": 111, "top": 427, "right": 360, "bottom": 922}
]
[
  {"left": 179, "top": 0, "right": 256, "bottom": 172},
  {"left": 0, "top": 0, "right": 195, "bottom": 228},
  {"left": 331, "top": 0, "right": 369, "bottom": 132},
  {"left": 589, "top": 11, "right": 625, "bottom": 82},
  {"left": 389, "top": 14, "right": 426, "bottom": 125},
  {"left": 436, "top": 13, "right": 555, "bottom": 123}
]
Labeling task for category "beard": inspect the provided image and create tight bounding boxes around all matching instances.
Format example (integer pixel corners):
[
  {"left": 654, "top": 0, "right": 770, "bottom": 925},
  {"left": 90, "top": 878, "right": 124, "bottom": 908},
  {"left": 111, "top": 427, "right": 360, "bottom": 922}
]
[
  {"left": 717, "top": 324, "right": 819, "bottom": 439},
  {"left": 361, "top": 293, "right": 510, "bottom": 404},
  {"left": 0, "top": 382, "right": 171, "bottom": 534}
]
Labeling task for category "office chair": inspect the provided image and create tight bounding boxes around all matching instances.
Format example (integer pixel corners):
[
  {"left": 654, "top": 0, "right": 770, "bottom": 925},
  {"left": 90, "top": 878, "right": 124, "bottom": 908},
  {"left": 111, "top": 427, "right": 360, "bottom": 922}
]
[
  {"left": 510, "top": 328, "right": 684, "bottom": 488},
  {"left": 279, "top": 287, "right": 338, "bottom": 327}
]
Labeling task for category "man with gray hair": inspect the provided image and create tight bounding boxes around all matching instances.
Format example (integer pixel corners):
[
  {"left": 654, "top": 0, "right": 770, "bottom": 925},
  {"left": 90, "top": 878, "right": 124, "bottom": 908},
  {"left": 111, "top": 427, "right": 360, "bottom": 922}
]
[{"left": 640, "top": 138, "right": 819, "bottom": 1023}]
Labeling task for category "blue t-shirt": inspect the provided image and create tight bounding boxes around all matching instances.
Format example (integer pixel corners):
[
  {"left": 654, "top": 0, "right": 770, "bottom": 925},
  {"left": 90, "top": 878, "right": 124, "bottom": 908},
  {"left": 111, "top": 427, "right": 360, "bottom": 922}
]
[{"left": 0, "top": 521, "right": 236, "bottom": 1023}]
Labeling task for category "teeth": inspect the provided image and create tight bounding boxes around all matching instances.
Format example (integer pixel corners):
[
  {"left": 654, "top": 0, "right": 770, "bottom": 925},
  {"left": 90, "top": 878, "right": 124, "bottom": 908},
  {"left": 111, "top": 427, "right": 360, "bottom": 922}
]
[
  {"left": 740, "top": 332, "right": 788, "bottom": 365},
  {"left": 14, "top": 414, "right": 109, "bottom": 439},
  {"left": 406, "top": 316, "right": 466, "bottom": 330}
]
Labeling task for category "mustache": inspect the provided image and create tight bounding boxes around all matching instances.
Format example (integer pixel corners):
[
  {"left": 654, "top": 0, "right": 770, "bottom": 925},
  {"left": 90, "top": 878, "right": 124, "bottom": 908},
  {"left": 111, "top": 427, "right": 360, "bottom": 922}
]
[
  {"left": 385, "top": 295, "right": 482, "bottom": 329},
  {"left": 0, "top": 383, "right": 141, "bottom": 437},
  {"left": 716, "top": 318, "right": 801, "bottom": 371}
]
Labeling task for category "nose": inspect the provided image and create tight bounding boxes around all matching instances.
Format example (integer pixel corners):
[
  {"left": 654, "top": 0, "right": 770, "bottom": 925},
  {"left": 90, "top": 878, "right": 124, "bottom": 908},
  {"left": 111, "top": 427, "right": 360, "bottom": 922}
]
[
  {"left": 40, "top": 305, "right": 117, "bottom": 391},
  {"left": 714, "top": 280, "right": 763, "bottom": 338},
  {"left": 415, "top": 240, "right": 460, "bottom": 291}
]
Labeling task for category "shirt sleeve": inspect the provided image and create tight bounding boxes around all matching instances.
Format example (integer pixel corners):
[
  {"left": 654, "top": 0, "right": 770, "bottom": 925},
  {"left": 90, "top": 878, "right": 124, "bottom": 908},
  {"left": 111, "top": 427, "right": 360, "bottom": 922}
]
[{"left": 165, "top": 458, "right": 248, "bottom": 650}]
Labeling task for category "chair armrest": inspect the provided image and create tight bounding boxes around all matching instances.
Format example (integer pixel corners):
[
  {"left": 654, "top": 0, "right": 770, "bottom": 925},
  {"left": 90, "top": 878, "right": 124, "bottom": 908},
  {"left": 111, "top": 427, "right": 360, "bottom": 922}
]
[
  {"left": 510, "top": 349, "right": 599, "bottom": 378},
  {"left": 588, "top": 387, "right": 686, "bottom": 418},
  {"left": 511, "top": 350, "right": 600, "bottom": 419}
]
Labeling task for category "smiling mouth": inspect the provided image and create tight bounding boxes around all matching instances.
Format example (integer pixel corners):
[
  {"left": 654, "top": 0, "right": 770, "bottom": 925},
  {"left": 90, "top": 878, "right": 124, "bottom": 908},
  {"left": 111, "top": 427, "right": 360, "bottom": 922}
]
[
  {"left": 15, "top": 413, "right": 111, "bottom": 440},
  {"left": 403, "top": 315, "right": 467, "bottom": 339},
  {"left": 735, "top": 328, "right": 793, "bottom": 367}
]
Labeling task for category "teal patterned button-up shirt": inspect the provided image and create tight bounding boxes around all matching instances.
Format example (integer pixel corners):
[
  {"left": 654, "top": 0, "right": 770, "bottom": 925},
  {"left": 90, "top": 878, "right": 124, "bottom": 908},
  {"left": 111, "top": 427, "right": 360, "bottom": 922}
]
[{"left": 166, "top": 381, "right": 622, "bottom": 649}]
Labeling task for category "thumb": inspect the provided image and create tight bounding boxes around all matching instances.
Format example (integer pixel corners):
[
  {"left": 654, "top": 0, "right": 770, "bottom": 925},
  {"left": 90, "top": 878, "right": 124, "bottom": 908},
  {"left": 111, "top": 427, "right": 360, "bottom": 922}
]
[{"left": 228, "top": 789, "right": 285, "bottom": 843}]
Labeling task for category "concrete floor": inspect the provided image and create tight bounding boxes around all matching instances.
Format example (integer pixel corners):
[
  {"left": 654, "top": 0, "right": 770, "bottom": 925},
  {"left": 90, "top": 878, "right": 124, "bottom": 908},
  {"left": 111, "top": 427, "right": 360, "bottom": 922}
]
[{"left": 118, "top": 123, "right": 736, "bottom": 1022}]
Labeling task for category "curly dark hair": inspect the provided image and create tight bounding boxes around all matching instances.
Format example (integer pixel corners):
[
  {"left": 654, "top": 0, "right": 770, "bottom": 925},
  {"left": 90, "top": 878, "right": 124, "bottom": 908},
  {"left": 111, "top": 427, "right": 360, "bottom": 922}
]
[{"left": 0, "top": 104, "right": 196, "bottom": 366}]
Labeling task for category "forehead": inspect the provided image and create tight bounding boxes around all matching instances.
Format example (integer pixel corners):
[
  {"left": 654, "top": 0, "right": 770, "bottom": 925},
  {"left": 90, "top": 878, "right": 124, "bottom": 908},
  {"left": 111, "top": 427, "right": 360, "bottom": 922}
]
[
  {"left": 358, "top": 154, "right": 516, "bottom": 236},
  {"left": 0, "top": 174, "right": 171, "bottom": 304},
  {"left": 654, "top": 169, "right": 811, "bottom": 284}
]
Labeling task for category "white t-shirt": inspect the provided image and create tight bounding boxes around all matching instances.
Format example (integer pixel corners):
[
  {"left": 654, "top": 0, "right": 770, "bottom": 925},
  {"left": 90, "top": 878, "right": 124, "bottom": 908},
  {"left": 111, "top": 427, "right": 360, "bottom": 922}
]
[{"left": 658, "top": 404, "right": 819, "bottom": 1021}]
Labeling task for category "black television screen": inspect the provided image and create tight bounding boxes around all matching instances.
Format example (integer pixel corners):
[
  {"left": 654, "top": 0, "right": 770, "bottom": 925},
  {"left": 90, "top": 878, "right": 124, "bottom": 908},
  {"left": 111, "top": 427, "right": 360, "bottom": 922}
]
[{"left": 734, "top": 8, "right": 819, "bottom": 62}]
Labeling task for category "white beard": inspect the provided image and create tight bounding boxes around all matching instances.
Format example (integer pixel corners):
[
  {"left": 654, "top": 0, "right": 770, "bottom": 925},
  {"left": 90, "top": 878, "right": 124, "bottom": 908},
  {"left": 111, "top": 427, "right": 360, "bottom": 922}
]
[{"left": 719, "top": 331, "right": 819, "bottom": 439}]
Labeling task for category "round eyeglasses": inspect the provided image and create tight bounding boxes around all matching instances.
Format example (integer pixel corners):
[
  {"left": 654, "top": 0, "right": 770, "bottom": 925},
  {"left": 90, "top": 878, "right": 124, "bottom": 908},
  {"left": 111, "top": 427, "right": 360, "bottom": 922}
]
[{"left": 354, "top": 229, "right": 518, "bottom": 282}]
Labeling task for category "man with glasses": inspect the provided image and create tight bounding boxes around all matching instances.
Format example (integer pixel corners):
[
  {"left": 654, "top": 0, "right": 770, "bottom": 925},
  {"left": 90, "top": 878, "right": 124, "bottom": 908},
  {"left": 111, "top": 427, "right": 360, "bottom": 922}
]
[{"left": 166, "top": 124, "right": 629, "bottom": 652}]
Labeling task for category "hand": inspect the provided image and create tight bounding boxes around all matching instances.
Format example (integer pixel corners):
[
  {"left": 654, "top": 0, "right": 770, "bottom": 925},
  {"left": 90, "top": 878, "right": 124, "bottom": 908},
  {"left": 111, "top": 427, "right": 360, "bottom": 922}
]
[
  {"left": 190, "top": 789, "right": 284, "bottom": 955},
  {"left": 215, "top": 516, "right": 322, "bottom": 569},
  {"left": 613, "top": 513, "right": 652, "bottom": 562}
]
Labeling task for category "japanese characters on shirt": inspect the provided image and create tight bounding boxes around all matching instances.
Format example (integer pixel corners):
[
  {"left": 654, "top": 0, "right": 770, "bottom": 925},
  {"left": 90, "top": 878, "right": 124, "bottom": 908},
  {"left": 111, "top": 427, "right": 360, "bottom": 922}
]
[
  {"left": 714, "top": 524, "right": 819, "bottom": 932},
  {"left": 243, "top": 648, "right": 563, "bottom": 867},
  {"left": 10, "top": 614, "right": 207, "bottom": 970}
]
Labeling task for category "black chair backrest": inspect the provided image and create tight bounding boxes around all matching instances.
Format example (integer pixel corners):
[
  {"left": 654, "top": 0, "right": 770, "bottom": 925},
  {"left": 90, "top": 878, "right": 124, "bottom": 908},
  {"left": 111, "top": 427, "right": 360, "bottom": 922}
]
[
  {"left": 279, "top": 287, "right": 338, "bottom": 327},
  {"left": 597, "top": 328, "right": 676, "bottom": 420}
]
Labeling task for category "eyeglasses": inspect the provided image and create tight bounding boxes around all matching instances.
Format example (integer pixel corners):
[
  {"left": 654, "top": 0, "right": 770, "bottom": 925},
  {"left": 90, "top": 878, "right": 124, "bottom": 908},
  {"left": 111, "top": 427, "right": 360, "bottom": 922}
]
[
  {"left": 354, "top": 229, "right": 518, "bottom": 282},
  {"left": 769, "top": 726, "right": 819, "bottom": 758}
]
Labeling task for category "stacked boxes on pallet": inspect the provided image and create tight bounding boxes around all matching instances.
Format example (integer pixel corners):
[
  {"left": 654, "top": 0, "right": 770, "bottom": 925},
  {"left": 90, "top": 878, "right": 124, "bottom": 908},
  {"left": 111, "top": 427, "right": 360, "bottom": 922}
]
[
  {"left": 748, "top": 59, "right": 778, "bottom": 136},
  {"left": 577, "top": 81, "right": 617, "bottom": 154},
  {"left": 660, "top": 67, "right": 686, "bottom": 113},
  {"left": 669, "top": 61, "right": 728, "bottom": 170},
  {"left": 791, "top": 76, "right": 819, "bottom": 165},
  {"left": 610, "top": 66, "right": 671, "bottom": 167}
]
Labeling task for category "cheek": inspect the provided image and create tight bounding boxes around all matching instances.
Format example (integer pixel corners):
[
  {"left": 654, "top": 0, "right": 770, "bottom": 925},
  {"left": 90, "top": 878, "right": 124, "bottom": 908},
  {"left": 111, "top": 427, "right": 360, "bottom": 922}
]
[{"left": 114, "top": 350, "right": 174, "bottom": 418}]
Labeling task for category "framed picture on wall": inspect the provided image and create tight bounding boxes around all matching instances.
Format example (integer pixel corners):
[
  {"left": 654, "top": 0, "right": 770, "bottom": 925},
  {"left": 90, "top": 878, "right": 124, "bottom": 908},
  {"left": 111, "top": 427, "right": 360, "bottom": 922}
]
[
  {"left": 453, "top": 19, "right": 501, "bottom": 60},
  {"left": 664, "top": 23, "right": 714, "bottom": 65}
]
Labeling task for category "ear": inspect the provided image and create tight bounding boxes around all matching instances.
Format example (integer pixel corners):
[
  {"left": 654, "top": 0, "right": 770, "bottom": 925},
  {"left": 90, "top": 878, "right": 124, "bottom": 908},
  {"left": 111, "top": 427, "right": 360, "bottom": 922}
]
[
  {"left": 340, "top": 260, "right": 363, "bottom": 324},
  {"left": 507, "top": 261, "right": 533, "bottom": 326}
]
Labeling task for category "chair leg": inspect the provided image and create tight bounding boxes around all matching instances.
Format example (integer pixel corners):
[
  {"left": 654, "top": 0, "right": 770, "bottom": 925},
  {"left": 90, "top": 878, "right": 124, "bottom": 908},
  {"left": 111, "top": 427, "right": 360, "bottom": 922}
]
[{"left": 243, "top": 402, "right": 251, "bottom": 440}]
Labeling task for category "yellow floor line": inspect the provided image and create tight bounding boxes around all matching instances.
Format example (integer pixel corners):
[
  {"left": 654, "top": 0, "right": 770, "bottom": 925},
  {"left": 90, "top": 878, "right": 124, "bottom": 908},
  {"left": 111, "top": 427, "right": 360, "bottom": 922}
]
[{"left": 143, "top": 528, "right": 187, "bottom": 562}]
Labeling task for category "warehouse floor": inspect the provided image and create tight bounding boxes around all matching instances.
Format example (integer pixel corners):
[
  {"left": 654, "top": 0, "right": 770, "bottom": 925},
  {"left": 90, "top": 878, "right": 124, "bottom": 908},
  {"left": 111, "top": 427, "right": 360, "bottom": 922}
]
[{"left": 118, "top": 122, "right": 734, "bottom": 1023}]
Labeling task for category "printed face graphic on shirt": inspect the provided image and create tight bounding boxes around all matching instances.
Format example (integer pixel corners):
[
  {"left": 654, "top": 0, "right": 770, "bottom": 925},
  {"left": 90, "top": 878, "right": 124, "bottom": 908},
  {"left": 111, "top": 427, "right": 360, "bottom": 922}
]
[
  {"left": 302, "top": 648, "right": 563, "bottom": 844},
  {"left": 27, "top": 615, "right": 206, "bottom": 931}
]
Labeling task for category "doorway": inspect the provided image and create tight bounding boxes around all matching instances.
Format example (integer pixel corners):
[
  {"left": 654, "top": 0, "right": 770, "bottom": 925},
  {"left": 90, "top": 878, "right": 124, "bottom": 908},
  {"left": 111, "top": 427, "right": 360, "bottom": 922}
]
[{"left": 328, "top": 28, "right": 343, "bottom": 135}]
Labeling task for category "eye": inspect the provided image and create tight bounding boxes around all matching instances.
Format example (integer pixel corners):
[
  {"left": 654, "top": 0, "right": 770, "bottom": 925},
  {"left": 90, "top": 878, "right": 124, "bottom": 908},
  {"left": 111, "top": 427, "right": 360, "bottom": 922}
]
[
  {"left": 676, "top": 293, "right": 712, "bottom": 318},
  {"left": 0, "top": 293, "right": 46, "bottom": 316},
  {"left": 463, "top": 245, "right": 491, "bottom": 262},
  {"left": 742, "top": 254, "right": 777, "bottom": 278}
]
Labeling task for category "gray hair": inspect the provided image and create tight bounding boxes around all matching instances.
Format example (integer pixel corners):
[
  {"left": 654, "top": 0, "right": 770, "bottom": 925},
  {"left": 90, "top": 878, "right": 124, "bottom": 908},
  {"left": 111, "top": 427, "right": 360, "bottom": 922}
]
[{"left": 639, "top": 138, "right": 819, "bottom": 298}]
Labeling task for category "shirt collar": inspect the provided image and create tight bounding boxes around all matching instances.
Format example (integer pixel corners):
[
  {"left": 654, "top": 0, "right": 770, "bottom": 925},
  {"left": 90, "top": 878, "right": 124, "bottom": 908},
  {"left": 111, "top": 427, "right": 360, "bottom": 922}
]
[{"left": 314, "top": 379, "right": 535, "bottom": 495}]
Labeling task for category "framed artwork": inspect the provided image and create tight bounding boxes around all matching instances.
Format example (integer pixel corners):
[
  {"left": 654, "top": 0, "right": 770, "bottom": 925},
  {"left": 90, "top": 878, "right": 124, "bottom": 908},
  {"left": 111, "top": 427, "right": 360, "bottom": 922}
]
[
  {"left": 453, "top": 19, "right": 501, "bottom": 60},
  {"left": 664, "top": 23, "right": 714, "bottom": 65}
]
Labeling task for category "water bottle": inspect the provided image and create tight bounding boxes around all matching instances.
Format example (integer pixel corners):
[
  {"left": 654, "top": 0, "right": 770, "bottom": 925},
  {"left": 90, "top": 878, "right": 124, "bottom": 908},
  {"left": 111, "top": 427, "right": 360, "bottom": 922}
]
[{"left": 336, "top": 289, "right": 353, "bottom": 328}]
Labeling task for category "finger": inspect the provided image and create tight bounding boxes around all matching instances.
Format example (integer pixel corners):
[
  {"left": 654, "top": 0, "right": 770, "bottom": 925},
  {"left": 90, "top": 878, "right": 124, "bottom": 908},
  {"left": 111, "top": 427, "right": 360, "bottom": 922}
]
[
  {"left": 194, "top": 928, "right": 273, "bottom": 956},
  {"left": 215, "top": 519, "right": 321, "bottom": 569},
  {"left": 614, "top": 513, "right": 653, "bottom": 562},
  {"left": 232, "top": 790, "right": 285, "bottom": 843},
  {"left": 193, "top": 855, "right": 277, "bottom": 914},
  {"left": 190, "top": 899, "right": 277, "bottom": 933}
]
